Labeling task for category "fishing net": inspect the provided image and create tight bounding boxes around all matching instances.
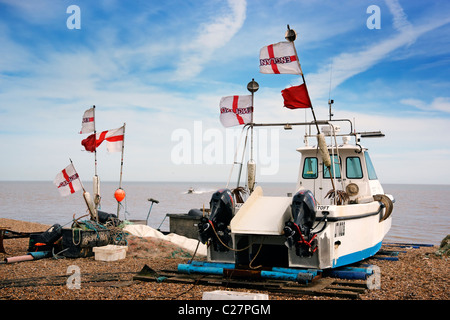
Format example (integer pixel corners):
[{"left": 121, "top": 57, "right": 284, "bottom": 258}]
[{"left": 126, "top": 235, "right": 194, "bottom": 259}]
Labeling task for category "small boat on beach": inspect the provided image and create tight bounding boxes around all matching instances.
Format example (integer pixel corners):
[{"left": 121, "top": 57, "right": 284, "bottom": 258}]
[
  {"left": 196, "top": 26, "right": 394, "bottom": 270},
  {"left": 198, "top": 119, "right": 394, "bottom": 270}
]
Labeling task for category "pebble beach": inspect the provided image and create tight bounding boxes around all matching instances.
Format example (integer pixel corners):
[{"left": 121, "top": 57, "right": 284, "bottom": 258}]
[{"left": 0, "top": 218, "right": 448, "bottom": 302}]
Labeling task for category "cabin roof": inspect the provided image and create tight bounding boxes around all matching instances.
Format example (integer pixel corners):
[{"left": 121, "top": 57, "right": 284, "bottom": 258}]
[{"left": 296, "top": 143, "right": 365, "bottom": 153}]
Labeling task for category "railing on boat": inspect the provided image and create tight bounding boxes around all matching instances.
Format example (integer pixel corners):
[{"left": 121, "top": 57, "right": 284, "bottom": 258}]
[{"left": 245, "top": 118, "right": 384, "bottom": 139}]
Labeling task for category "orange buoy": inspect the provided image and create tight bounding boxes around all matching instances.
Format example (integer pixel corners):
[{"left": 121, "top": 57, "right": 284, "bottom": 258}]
[{"left": 114, "top": 188, "right": 126, "bottom": 202}]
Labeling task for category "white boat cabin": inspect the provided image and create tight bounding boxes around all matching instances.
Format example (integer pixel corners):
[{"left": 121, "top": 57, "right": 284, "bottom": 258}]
[{"left": 296, "top": 123, "right": 385, "bottom": 206}]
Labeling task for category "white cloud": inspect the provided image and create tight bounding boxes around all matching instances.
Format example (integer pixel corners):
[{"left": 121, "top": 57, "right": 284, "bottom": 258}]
[
  {"left": 0, "top": 0, "right": 64, "bottom": 24},
  {"left": 174, "top": 0, "right": 247, "bottom": 80},
  {"left": 1, "top": 1, "right": 450, "bottom": 185},
  {"left": 401, "top": 97, "right": 450, "bottom": 114},
  {"left": 384, "top": 0, "right": 413, "bottom": 34},
  {"left": 305, "top": 4, "right": 450, "bottom": 100}
]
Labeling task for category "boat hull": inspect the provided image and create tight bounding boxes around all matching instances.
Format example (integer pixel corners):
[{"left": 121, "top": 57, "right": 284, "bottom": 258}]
[
  {"left": 205, "top": 196, "right": 392, "bottom": 269},
  {"left": 289, "top": 201, "right": 391, "bottom": 269}
]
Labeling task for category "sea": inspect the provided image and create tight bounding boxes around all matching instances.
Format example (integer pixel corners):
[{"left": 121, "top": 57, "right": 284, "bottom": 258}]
[{"left": 0, "top": 181, "right": 449, "bottom": 246}]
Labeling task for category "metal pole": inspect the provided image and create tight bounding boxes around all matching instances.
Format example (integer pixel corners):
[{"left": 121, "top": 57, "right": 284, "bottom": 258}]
[
  {"left": 118, "top": 123, "right": 125, "bottom": 189},
  {"left": 69, "top": 158, "right": 86, "bottom": 193},
  {"left": 93, "top": 105, "right": 97, "bottom": 176},
  {"left": 117, "top": 123, "right": 126, "bottom": 218},
  {"left": 247, "top": 78, "right": 259, "bottom": 160},
  {"left": 92, "top": 105, "right": 99, "bottom": 222},
  {"left": 247, "top": 79, "right": 259, "bottom": 193},
  {"left": 285, "top": 25, "right": 320, "bottom": 134},
  {"left": 236, "top": 129, "right": 248, "bottom": 188},
  {"left": 286, "top": 25, "right": 335, "bottom": 191},
  {"left": 70, "top": 158, "right": 97, "bottom": 220},
  {"left": 250, "top": 90, "right": 254, "bottom": 162}
]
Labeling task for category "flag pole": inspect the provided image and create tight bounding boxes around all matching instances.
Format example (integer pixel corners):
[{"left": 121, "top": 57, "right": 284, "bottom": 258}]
[
  {"left": 92, "top": 105, "right": 100, "bottom": 222},
  {"left": 285, "top": 25, "right": 320, "bottom": 135},
  {"left": 286, "top": 25, "right": 335, "bottom": 192},
  {"left": 70, "top": 158, "right": 97, "bottom": 221},
  {"left": 116, "top": 123, "right": 126, "bottom": 218},
  {"left": 118, "top": 123, "right": 125, "bottom": 189},
  {"left": 93, "top": 105, "right": 98, "bottom": 176},
  {"left": 69, "top": 158, "right": 86, "bottom": 193}
]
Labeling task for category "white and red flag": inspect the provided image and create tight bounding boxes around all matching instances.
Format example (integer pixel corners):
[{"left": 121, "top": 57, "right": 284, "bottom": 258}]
[
  {"left": 81, "top": 126, "right": 124, "bottom": 153},
  {"left": 79, "top": 107, "right": 95, "bottom": 134},
  {"left": 259, "top": 41, "right": 302, "bottom": 75},
  {"left": 219, "top": 95, "right": 253, "bottom": 128},
  {"left": 54, "top": 163, "right": 83, "bottom": 197}
]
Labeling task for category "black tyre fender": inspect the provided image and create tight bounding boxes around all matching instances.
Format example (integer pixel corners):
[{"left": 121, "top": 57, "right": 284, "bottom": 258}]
[{"left": 374, "top": 194, "right": 393, "bottom": 222}]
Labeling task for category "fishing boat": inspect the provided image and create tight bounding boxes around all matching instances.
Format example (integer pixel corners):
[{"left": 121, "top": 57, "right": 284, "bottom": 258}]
[
  {"left": 198, "top": 119, "right": 393, "bottom": 270},
  {"left": 196, "top": 26, "right": 394, "bottom": 270}
]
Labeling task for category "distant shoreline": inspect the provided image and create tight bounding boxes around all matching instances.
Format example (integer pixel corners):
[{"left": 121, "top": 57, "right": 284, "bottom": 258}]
[{"left": 1, "top": 180, "right": 450, "bottom": 187}]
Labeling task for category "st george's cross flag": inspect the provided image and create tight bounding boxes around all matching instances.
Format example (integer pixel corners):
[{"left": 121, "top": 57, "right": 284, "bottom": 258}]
[
  {"left": 219, "top": 95, "right": 253, "bottom": 127},
  {"left": 54, "top": 163, "right": 83, "bottom": 197},
  {"left": 259, "top": 41, "right": 302, "bottom": 75},
  {"left": 79, "top": 107, "right": 95, "bottom": 134},
  {"left": 81, "top": 126, "right": 124, "bottom": 153}
]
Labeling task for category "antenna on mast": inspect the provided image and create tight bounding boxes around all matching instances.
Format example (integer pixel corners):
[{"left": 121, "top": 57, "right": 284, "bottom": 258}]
[
  {"left": 328, "top": 99, "right": 334, "bottom": 120},
  {"left": 328, "top": 64, "right": 334, "bottom": 120}
]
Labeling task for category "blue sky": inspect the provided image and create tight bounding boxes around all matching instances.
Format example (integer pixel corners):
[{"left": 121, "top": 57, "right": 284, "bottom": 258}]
[{"left": 1, "top": 0, "right": 449, "bottom": 186}]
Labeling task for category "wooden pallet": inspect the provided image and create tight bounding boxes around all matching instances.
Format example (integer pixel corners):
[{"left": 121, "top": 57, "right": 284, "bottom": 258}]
[
  {"left": 133, "top": 267, "right": 367, "bottom": 299},
  {"left": 133, "top": 246, "right": 411, "bottom": 300}
]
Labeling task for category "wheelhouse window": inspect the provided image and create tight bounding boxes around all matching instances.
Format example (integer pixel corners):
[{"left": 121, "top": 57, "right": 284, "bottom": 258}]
[
  {"left": 323, "top": 155, "right": 341, "bottom": 178},
  {"left": 364, "top": 151, "right": 378, "bottom": 180},
  {"left": 302, "top": 157, "right": 318, "bottom": 179},
  {"left": 346, "top": 157, "right": 363, "bottom": 179}
]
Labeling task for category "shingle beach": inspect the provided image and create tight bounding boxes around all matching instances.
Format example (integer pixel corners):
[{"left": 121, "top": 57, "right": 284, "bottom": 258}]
[{"left": 0, "top": 218, "right": 448, "bottom": 301}]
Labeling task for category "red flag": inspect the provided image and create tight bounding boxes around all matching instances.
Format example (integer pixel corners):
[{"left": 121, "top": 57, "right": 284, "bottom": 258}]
[
  {"left": 81, "top": 133, "right": 99, "bottom": 152},
  {"left": 81, "top": 126, "right": 124, "bottom": 153},
  {"left": 281, "top": 84, "right": 312, "bottom": 109}
]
